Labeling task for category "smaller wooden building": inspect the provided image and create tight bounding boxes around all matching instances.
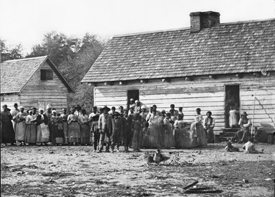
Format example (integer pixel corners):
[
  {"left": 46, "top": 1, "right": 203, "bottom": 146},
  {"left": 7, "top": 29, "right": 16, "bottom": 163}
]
[{"left": 0, "top": 56, "right": 73, "bottom": 111}]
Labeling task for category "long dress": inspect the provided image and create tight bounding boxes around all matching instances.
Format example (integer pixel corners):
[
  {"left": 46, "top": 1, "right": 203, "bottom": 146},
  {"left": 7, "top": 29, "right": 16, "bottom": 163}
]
[
  {"left": 163, "top": 117, "right": 175, "bottom": 148},
  {"left": 60, "top": 113, "right": 68, "bottom": 144},
  {"left": 229, "top": 110, "right": 238, "bottom": 127},
  {"left": 132, "top": 120, "right": 142, "bottom": 151},
  {"left": 190, "top": 114, "right": 207, "bottom": 147},
  {"left": 25, "top": 114, "right": 37, "bottom": 144},
  {"left": 79, "top": 114, "right": 90, "bottom": 145},
  {"left": 14, "top": 112, "right": 27, "bottom": 142},
  {"left": 174, "top": 121, "right": 195, "bottom": 148},
  {"left": 36, "top": 114, "right": 50, "bottom": 143},
  {"left": 1, "top": 111, "right": 15, "bottom": 143},
  {"left": 51, "top": 116, "right": 64, "bottom": 145},
  {"left": 67, "top": 114, "right": 80, "bottom": 143},
  {"left": 11, "top": 108, "right": 19, "bottom": 130},
  {"left": 148, "top": 114, "right": 163, "bottom": 148}
]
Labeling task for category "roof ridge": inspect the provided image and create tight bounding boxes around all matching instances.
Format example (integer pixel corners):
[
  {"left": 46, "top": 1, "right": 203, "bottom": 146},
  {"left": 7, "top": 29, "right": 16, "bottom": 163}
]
[
  {"left": 2, "top": 55, "right": 47, "bottom": 63},
  {"left": 113, "top": 18, "right": 275, "bottom": 38}
]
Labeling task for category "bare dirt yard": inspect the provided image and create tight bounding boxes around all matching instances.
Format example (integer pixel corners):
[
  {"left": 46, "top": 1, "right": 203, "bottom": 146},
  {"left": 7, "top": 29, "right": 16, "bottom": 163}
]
[{"left": 1, "top": 143, "right": 275, "bottom": 197}]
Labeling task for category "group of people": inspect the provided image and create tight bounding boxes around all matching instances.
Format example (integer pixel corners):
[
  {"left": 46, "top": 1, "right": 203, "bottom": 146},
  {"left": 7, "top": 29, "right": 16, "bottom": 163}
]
[
  {"left": 0, "top": 99, "right": 217, "bottom": 152},
  {"left": 1, "top": 98, "right": 258, "bottom": 153}
]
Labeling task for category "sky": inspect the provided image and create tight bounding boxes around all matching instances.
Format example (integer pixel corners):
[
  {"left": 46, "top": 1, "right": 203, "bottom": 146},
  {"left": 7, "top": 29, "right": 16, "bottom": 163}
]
[{"left": 0, "top": 0, "right": 274, "bottom": 54}]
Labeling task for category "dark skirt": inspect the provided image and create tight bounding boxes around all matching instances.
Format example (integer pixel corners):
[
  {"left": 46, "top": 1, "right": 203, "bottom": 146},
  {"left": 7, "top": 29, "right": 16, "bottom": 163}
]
[
  {"left": 25, "top": 124, "right": 37, "bottom": 143},
  {"left": 2, "top": 121, "right": 15, "bottom": 143},
  {"left": 68, "top": 122, "right": 80, "bottom": 143},
  {"left": 80, "top": 124, "right": 90, "bottom": 144}
]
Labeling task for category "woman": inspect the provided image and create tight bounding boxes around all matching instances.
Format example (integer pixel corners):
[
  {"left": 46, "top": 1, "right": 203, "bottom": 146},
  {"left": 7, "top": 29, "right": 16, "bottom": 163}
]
[
  {"left": 36, "top": 109, "right": 50, "bottom": 145},
  {"left": 51, "top": 110, "right": 64, "bottom": 145},
  {"left": 190, "top": 108, "right": 207, "bottom": 147},
  {"left": 148, "top": 109, "right": 163, "bottom": 148},
  {"left": 14, "top": 106, "right": 27, "bottom": 145},
  {"left": 67, "top": 109, "right": 80, "bottom": 145},
  {"left": 163, "top": 112, "right": 175, "bottom": 148},
  {"left": 1, "top": 105, "right": 15, "bottom": 145},
  {"left": 25, "top": 110, "right": 37, "bottom": 145},
  {"left": 204, "top": 111, "right": 215, "bottom": 143},
  {"left": 79, "top": 109, "right": 90, "bottom": 145},
  {"left": 60, "top": 108, "right": 69, "bottom": 145}
]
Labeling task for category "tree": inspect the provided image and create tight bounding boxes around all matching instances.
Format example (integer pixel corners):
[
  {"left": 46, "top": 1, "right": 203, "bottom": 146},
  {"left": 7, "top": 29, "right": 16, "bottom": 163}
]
[
  {"left": 0, "top": 39, "right": 23, "bottom": 60},
  {"left": 27, "top": 32, "right": 106, "bottom": 111}
]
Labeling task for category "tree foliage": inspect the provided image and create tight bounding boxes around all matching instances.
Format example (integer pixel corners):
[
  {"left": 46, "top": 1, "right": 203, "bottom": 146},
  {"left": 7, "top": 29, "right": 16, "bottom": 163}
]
[
  {"left": 26, "top": 32, "right": 106, "bottom": 112},
  {"left": 0, "top": 39, "right": 23, "bottom": 60}
]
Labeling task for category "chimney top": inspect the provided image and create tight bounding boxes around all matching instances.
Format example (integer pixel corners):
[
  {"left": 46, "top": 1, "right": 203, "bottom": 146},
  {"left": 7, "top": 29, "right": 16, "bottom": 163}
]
[{"left": 190, "top": 11, "right": 220, "bottom": 33}]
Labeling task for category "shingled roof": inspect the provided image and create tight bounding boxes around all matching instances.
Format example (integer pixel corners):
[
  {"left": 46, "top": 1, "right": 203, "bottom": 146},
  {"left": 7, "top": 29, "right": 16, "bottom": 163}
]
[
  {"left": 82, "top": 18, "right": 275, "bottom": 83},
  {"left": 0, "top": 56, "right": 73, "bottom": 94}
]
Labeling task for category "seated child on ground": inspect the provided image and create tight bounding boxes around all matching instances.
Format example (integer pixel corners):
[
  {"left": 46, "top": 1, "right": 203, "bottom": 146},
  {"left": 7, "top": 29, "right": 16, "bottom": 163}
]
[
  {"left": 225, "top": 139, "right": 239, "bottom": 152},
  {"left": 242, "top": 138, "right": 264, "bottom": 154}
]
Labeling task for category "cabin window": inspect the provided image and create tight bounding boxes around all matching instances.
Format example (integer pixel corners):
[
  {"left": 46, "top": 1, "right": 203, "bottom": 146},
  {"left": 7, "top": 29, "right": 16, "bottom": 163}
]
[{"left": 41, "top": 69, "right": 53, "bottom": 80}]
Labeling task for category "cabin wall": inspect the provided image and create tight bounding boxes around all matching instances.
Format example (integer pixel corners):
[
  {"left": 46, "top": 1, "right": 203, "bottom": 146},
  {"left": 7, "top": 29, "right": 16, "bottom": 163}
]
[
  {"left": 0, "top": 94, "right": 20, "bottom": 110},
  {"left": 20, "top": 62, "right": 69, "bottom": 112},
  {"left": 94, "top": 72, "right": 275, "bottom": 134}
]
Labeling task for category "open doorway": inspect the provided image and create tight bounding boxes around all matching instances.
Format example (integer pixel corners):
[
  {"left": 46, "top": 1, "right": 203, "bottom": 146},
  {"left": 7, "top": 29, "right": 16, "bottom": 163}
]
[
  {"left": 127, "top": 90, "right": 139, "bottom": 110},
  {"left": 225, "top": 85, "right": 240, "bottom": 128}
]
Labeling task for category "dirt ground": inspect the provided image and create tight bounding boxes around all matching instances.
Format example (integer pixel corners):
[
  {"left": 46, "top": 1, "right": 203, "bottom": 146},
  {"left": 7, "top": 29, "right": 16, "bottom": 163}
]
[{"left": 1, "top": 142, "right": 275, "bottom": 197}]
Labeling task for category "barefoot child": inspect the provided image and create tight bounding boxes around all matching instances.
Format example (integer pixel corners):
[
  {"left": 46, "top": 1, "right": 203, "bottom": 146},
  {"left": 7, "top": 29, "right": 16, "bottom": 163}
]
[
  {"left": 242, "top": 138, "right": 264, "bottom": 154},
  {"left": 225, "top": 139, "right": 239, "bottom": 152}
]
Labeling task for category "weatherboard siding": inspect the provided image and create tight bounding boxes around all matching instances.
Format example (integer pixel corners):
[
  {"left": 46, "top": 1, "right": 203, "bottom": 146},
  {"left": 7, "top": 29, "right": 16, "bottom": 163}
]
[
  {"left": 0, "top": 94, "right": 20, "bottom": 110},
  {"left": 20, "top": 62, "right": 68, "bottom": 111},
  {"left": 94, "top": 73, "right": 275, "bottom": 134}
]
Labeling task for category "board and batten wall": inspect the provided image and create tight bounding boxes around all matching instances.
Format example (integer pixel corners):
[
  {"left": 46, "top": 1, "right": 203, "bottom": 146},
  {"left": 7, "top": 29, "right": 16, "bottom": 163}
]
[
  {"left": 94, "top": 72, "right": 275, "bottom": 134},
  {"left": 19, "top": 61, "right": 69, "bottom": 111}
]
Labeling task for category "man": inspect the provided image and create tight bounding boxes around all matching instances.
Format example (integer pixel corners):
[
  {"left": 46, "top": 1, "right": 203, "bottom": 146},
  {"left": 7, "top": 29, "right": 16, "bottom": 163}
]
[
  {"left": 235, "top": 112, "right": 251, "bottom": 143},
  {"left": 110, "top": 106, "right": 116, "bottom": 115},
  {"left": 169, "top": 104, "right": 179, "bottom": 124},
  {"left": 89, "top": 106, "right": 100, "bottom": 151},
  {"left": 98, "top": 106, "right": 112, "bottom": 152},
  {"left": 204, "top": 111, "right": 215, "bottom": 143}
]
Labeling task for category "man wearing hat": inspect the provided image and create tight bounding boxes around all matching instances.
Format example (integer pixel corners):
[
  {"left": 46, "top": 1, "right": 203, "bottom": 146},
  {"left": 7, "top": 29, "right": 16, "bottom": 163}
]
[
  {"left": 235, "top": 112, "right": 251, "bottom": 143},
  {"left": 98, "top": 106, "right": 112, "bottom": 152}
]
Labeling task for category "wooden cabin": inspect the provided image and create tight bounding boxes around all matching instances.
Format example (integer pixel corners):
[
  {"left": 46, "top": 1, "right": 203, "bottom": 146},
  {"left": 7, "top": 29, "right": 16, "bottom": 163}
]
[
  {"left": 0, "top": 56, "right": 73, "bottom": 111},
  {"left": 82, "top": 11, "right": 275, "bottom": 135}
]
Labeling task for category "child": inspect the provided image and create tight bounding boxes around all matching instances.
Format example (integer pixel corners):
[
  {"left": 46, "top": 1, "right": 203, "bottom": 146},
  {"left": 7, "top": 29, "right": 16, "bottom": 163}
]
[
  {"left": 131, "top": 113, "right": 142, "bottom": 152},
  {"left": 225, "top": 139, "right": 239, "bottom": 152},
  {"left": 242, "top": 138, "right": 264, "bottom": 154}
]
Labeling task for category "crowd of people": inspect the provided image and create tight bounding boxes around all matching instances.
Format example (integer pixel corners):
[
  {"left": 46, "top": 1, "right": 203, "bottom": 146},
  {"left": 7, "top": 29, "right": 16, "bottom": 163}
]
[{"left": 0, "top": 98, "right": 257, "bottom": 153}]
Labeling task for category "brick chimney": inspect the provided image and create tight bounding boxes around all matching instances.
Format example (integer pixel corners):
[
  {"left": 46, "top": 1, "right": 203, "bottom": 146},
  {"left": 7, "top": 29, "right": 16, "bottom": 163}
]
[{"left": 190, "top": 11, "right": 220, "bottom": 33}]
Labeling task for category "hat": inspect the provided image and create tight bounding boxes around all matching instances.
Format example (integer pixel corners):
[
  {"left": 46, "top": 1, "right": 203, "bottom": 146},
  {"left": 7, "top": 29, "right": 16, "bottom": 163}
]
[
  {"left": 52, "top": 110, "right": 57, "bottom": 114},
  {"left": 135, "top": 100, "right": 139, "bottom": 103},
  {"left": 102, "top": 106, "right": 110, "bottom": 111},
  {"left": 141, "top": 105, "right": 146, "bottom": 109},
  {"left": 241, "top": 112, "right": 248, "bottom": 116},
  {"left": 130, "top": 98, "right": 134, "bottom": 101}
]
